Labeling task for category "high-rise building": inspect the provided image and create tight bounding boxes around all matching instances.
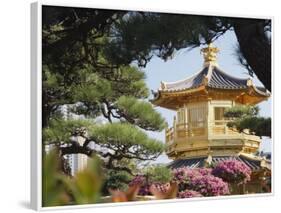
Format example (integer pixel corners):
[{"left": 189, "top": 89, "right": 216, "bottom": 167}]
[
  {"left": 44, "top": 105, "right": 89, "bottom": 176},
  {"left": 69, "top": 136, "right": 88, "bottom": 176}
]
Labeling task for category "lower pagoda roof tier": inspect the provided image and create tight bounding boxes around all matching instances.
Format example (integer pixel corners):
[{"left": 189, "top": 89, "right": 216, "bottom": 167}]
[
  {"left": 167, "top": 154, "right": 271, "bottom": 171},
  {"left": 151, "top": 64, "right": 270, "bottom": 109}
]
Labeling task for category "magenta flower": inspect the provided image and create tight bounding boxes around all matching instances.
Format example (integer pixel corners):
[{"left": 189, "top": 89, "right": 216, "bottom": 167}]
[
  {"left": 212, "top": 159, "right": 252, "bottom": 184},
  {"left": 188, "top": 174, "right": 229, "bottom": 196},
  {"left": 129, "top": 175, "right": 150, "bottom": 195},
  {"left": 172, "top": 167, "right": 229, "bottom": 197},
  {"left": 129, "top": 175, "right": 170, "bottom": 196}
]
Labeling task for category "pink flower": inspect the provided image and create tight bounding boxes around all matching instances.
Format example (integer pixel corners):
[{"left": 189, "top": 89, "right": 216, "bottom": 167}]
[
  {"left": 172, "top": 167, "right": 229, "bottom": 197},
  {"left": 129, "top": 175, "right": 171, "bottom": 196},
  {"left": 212, "top": 160, "right": 252, "bottom": 184},
  {"left": 189, "top": 175, "right": 229, "bottom": 196}
]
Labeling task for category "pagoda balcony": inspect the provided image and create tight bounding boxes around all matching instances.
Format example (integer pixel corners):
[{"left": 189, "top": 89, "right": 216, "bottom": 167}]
[
  {"left": 166, "top": 121, "right": 207, "bottom": 144},
  {"left": 165, "top": 120, "right": 261, "bottom": 159}
]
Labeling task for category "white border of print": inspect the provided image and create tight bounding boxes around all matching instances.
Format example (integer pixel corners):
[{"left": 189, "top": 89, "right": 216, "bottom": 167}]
[{"left": 31, "top": 0, "right": 274, "bottom": 211}]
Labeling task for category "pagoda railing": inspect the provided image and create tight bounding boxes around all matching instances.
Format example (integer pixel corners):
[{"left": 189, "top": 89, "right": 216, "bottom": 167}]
[
  {"left": 165, "top": 121, "right": 207, "bottom": 144},
  {"left": 209, "top": 120, "right": 260, "bottom": 141},
  {"left": 165, "top": 120, "right": 260, "bottom": 144},
  {"left": 209, "top": 120, "right": 235, "bottom": 135},
  {"left": 165, "top": 120, "right": 261, "bottom": 157}
]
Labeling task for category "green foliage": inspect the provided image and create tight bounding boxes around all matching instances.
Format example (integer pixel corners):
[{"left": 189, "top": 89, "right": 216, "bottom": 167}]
[
  {"left": 42, "top": 66, "right": 60, "bottom": 89},
  {"left": 42, "top": 150, "right": 70, "bottom": 207},
  {"left": 64, "top": 156, "right": 104, "bottom": 205},
  {"left": 224, "top": 106, "right": 271, "bottom": 137},
  {"left": 224, "top": 105, "right": 259, "bottom": 118},
  {"left": 44, "top": 119, "right": 165, "bottom": 158},
  {"left": 43, "top": 119, "right": 93, "bottom": 144},
  {"left": 71, "top": 74, "right": 112, "bottom": 104},
  {"left": 144, "top": 165, "right": 172, "bottom": 184},
  {"left": 108, "top": 66, "right": 149, "bottom": 99},
  {"left": 43, "top": 150, "right": 105, "bottom": 206},
  {"left": 106, "top": 13, "right": 233, "bottom": 67},
  {"left": 90, "top": 123, "right": 165, "bottom": 156},
  {"left": 103, "top": 170, "right": 133, "bottom": 194},
  {"left": 236, "top": 117, "right": 271, "bottom": 137},
  {"left": 102, "top": 158, "right": 141, "bottom": 195},
  {"left": 43, "top": 6, "right": 271, "bottom": 92},
  {"left": 116, "top": 96, "right": 166, "bottom": 131},
  {"left": 44, "top": 119, "right": 165, "bottom": 164}
]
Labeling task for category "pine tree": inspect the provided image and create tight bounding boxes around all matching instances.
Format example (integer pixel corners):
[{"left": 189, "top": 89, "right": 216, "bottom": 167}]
[
  {"left": 224, "top": 106, "right": 271, "bottom": 137},
  {"left": 42, "top": 7, "right": 166, "bottom": 174}
]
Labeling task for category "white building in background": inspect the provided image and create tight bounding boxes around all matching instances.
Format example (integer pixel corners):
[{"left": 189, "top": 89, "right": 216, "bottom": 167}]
[
  {"left": 64, "top": 105, "right": 89, "bottom": 176},
  {"left": 45, "top": 104, "right": 110, "bottom": 176},
  {"left": 66, "top": 136, "right": 88, "bottom": 176},
  {"left": 45, "top": 105, "right": 89, "bottom": 176},
  {"left": 62, "top": 137, "right": 88, "bottom": 176}
]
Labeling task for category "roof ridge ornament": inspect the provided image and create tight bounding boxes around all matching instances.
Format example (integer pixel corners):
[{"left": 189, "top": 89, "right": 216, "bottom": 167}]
[
  {"left": 201, "top": 43, "right": 219, "bottom": 67},
  {"left": 160, "top": 81, "right": 166, "bottom": 90},
  {"left": 247, "top": 78, "right": 253, "bottom": 86}
]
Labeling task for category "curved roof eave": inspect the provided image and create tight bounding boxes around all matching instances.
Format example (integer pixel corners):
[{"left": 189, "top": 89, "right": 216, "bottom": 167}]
[
  {"left": 151, "top": 64, "right": 270, "bottom": 103},
  {"left": 251, "top": 85, "right": 271, "bottom": 97}
]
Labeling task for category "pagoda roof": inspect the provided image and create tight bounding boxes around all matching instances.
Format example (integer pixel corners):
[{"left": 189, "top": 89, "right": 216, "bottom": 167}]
[
  {"left": 151, "top": 64, "right": 270, "bottom": 108},
  {"left": 151, "top": 44, "right": 270, "bottom": 109},
  {"left": 167, "top": 154, "right": 271, "bottom": 171},
  {"left": 161, "top": 65, "right": 250, "bottom": 92}
]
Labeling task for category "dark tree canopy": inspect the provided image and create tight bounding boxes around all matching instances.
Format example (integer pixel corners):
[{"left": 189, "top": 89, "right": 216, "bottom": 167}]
[
  {"left": 107, "top": 13, "right": 271, "bottom": 91},
  {"left": 224, "top": 106, "right": 271, "bottom": 137},
  {"left": 43, "top": 6, "right": 271, "bottom": 94}
]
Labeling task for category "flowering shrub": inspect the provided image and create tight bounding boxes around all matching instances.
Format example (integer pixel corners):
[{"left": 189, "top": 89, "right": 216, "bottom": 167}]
[
  {"left": 172, "top": 167, "right": 190, "bottom": 192},
  {"left": 129, "top": 166, "right": 236, "bottom": 198},
  {"left": 173, "top": 168, "right": 212, "bottom": 182},
  {"left": 150, "top": 182, "right": 178, "bottom": 199},
  {"left": 197, "top": 168, "right": 212, "bottom": 176},
  {"left": 129, "top": 175, "right": 170, "bottom": 196},
  {"left": 129, "top": 175, "right": 149, "bottom": 195},
  {"left": 178, "top": 190, "right": 203, "bottom": 198},
  {"left": 152, "top": 183, "right": 170, "bottom": 194},
  {"left": 129, "top": 175, "right": 145, "bottom": 186},
  {"left": 172, "top": 167, "right": 229, "bottom": 196},
  {"left": 188, "top": 174, "right": 229, "bottom": 196},
  {"left": 212, "top": 160, "right": 252, "bottom": 184}
]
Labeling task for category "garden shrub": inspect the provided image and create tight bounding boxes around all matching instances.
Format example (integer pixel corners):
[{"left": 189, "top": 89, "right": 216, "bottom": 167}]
[
  {"left": 172, "top": 167, "right": 229, "bottom": 197},
  {"left": 212, "top": 159, "right": 251, "bottom": 184}
]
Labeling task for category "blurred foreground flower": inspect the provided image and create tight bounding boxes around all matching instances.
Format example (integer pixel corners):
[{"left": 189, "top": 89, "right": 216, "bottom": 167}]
[
  {"left": 43, "top": 150, "right": 104, "bottom": 206},
  {"left": 64, "top": 156, "right": 103, "bottom": 204},
  {"left": 42, "top": 150, "right": 70, "bottom": 207}
]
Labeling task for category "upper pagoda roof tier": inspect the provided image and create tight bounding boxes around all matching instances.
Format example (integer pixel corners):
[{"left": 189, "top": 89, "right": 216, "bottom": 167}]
[
  {"left": 161, "top": 65, "right": 249, "bottom": 92},
  {"left": 150, "top": 44, "right": 270, "bottom": 110}
]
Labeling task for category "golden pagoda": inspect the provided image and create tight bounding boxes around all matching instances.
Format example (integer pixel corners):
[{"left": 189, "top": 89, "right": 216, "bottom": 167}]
[{"left": 151, "top": 44, "right": 271, "bottom": 193}]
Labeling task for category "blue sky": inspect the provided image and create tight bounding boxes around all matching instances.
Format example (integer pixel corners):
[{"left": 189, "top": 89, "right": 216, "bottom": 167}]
[{"left": 141, "top": 30, "right": 272, "bottom": 163}]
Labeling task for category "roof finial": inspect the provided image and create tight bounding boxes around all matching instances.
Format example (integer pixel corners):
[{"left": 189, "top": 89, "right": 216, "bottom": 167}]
[{"left": 201, "top": 43, "right": 219, "bottom": 66}]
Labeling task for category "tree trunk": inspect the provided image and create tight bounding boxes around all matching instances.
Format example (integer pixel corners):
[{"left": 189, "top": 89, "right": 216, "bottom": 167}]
[{"left": 233, "top": 19, "right": 271, "bottom": 92}]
